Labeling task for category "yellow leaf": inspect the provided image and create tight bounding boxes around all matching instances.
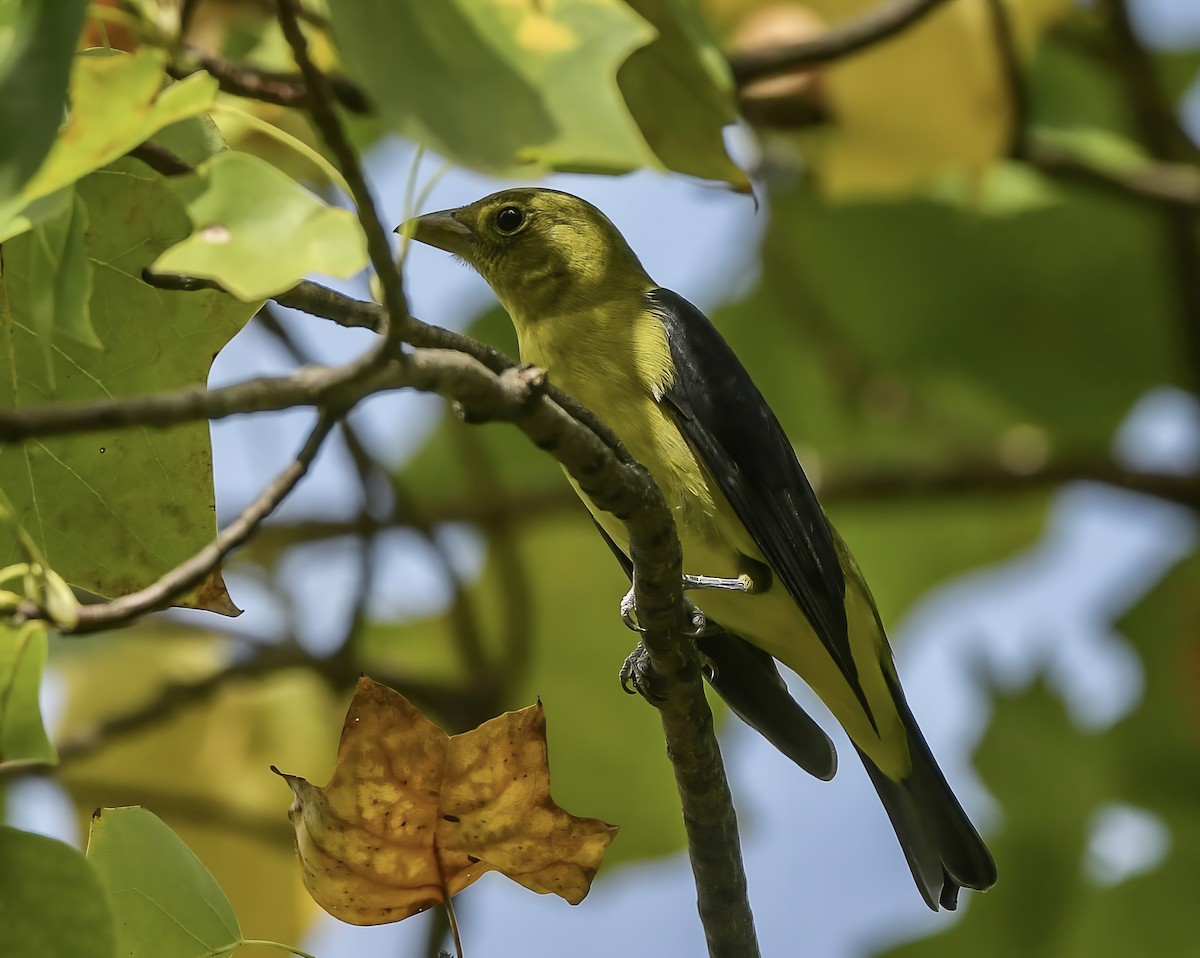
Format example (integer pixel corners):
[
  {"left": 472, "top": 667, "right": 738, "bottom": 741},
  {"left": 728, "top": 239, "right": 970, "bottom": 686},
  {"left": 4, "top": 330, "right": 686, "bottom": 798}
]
[
  {"left": 54, "top": 629, "right": 340, "bottom": 955},
  {"left": 719, "top": 0, "right": 1070, "bottom": 198},
  {"left": 276, "top": 676, "right": 618, "bottom": 925}
]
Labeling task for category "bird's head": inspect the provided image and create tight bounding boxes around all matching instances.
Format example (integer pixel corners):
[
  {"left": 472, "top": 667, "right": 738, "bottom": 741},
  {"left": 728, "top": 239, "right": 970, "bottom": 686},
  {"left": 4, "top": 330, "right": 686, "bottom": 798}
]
[{"left": 398, "top": 188, "right": 653, "bottom": 321}]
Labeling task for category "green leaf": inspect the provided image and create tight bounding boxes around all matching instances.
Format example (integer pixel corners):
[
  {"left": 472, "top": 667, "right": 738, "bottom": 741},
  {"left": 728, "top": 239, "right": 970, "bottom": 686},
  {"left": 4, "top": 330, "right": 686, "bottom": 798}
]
[
  {"left": 21, "top": 49, "right": 219, "bottom": 203},
  {"left": 0, "top": 158, "right": 258, "bottom": 612},
  {"left": 618, "top": 0, "right": 747, "bottom": 188},
  {"left": 20, "top": 190, "right": 100, "bottom": 388},
  {"left": 0, "top": 824, "right": 116, "bottom": 958},
  {"left": 152, "top": 151, "right": 369, "bottom": 300},
  {"left": 0, "top": 185, "right": 72, "bottom": 246},
  {"left": 0, "top": 622, "right": 56, "bottom": 769},
  {"left": 86, "top": 806, "right": 241, "bottom": 958},
  {"left": 330, "top": 0, "right": 659, "bottom": 175},
  {"left": 0, "top": 0, "right": 88, "bottom": 209}
]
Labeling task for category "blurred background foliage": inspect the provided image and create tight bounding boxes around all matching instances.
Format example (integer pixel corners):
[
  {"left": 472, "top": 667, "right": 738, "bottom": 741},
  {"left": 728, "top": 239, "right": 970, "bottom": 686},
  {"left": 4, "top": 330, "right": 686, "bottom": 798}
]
[{"left": 2, "top": 0, "right": 1199, "bottom": 955}]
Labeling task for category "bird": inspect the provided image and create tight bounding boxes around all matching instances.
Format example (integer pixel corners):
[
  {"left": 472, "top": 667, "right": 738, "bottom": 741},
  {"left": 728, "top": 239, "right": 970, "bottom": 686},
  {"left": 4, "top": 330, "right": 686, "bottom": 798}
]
[{"left": 399, "top": 188, "right": 997, "bottom": 910}]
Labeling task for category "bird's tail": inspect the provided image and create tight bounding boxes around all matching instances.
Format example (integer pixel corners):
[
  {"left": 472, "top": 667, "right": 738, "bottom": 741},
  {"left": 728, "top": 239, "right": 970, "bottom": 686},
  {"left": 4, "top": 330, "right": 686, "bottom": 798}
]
[{"left": 855, "top": 671, "right": 997, "bottom": 911}]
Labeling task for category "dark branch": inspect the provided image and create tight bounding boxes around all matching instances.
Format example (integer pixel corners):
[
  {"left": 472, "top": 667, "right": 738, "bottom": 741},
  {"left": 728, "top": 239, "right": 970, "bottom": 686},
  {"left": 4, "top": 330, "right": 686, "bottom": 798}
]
[
  {"left": 169, "top": 45, "right": 370, "bottom": 113},
  {"left": 727, "top": 0, "right": 954, "bottom": 84},
  {"left": 276, "top": 0, "right": 408, "bottom": 352},
  {"left": 128, "top": 141, "right": 193, "bottom": 177}
]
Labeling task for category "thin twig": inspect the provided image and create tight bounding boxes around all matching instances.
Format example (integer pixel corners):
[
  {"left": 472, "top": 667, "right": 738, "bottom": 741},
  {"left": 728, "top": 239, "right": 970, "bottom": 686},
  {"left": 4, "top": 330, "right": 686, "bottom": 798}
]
[
  {"left": 727, "top": 0, "right": 955, "bottom": 84},
  {"left": 18, "top": 414, "right": 339, "bottom": 632},
  {"left": 169, "top": 45, "right": 371, "bottom": 113},
  {"left": 275, "top": 0, "right": 409, "bottom": 352}
]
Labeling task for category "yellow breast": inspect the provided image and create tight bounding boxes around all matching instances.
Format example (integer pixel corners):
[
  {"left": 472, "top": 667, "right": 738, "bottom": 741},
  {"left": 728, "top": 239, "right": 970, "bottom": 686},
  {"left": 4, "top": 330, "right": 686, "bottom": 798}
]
[{"left": 515, "top": 305, "right": 726, "bottom": 554}]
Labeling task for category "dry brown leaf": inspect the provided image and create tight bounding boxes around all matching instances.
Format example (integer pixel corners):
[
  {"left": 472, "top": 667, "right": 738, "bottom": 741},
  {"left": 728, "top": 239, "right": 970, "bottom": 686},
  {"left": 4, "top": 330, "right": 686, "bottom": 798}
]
[{"left": 274, "top": 676, "right": 618, "bottom": 926}]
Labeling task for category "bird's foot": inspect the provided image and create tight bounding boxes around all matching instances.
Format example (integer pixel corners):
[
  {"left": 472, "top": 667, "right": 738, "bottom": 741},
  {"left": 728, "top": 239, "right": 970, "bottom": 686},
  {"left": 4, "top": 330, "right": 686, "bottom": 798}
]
[
  {"left": 620, "top": 585, "right": 708, "bottom": 636},
  {"left": 619, "top": 643, "right": 667, "bottom": 703}
]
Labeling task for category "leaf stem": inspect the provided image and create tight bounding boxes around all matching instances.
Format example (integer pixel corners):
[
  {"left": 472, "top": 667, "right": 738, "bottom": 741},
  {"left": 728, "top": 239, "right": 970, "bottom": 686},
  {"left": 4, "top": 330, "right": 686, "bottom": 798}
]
[{"left": 238, "top": 939, "right": 320, "bottom": 958}]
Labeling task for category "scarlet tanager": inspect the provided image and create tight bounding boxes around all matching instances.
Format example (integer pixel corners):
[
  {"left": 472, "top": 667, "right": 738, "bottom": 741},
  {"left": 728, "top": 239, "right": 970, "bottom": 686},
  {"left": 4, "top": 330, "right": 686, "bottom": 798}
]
[{"left": 400, "top": 189, "right": 997, "bottom": 910}]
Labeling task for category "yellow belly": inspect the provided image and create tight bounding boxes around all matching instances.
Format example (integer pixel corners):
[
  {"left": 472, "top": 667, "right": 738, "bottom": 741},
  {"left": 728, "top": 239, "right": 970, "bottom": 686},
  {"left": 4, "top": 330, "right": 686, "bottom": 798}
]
[{"left": 517, "top": 308, "right": 909, "bottom": 778}]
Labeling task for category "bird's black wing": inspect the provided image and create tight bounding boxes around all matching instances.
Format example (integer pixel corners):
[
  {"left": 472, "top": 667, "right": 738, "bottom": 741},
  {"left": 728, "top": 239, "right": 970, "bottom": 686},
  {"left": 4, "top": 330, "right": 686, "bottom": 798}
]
[
  {"left": 647, "top": 287, "right": 872, "bottom": 725},
  {"left": 592, "top": 519, "right": 837, "bottom": 780}
]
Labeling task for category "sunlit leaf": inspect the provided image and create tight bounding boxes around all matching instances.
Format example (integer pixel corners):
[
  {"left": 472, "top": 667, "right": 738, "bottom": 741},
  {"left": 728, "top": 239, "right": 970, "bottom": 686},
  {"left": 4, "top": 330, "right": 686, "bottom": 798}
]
[
  {"left": 0, "top": 825, "right": 115, "bottom": 958},
  {"left": 86, "top": 806, "right": 242, "bottom": 958},
  {"left": 619, "top": 0, "right": 748, "bottom": 189},
  {"left": 152, "top": 151, "right": 369, "bottom": 300},
  {"left": 21, "top": 48, "right": 218, "bottom": 202},
  {"left": 329, "top": 0, "right": 659, "bottom": 175},
  {"left": 0, "top": 0, "right": 87, "bottom": 213},
  {"left": 0, "top": 622, "right": 55, "bottom": 769},
  {"left": 276, "top": 677, "right": 617, "bottom": 924}
]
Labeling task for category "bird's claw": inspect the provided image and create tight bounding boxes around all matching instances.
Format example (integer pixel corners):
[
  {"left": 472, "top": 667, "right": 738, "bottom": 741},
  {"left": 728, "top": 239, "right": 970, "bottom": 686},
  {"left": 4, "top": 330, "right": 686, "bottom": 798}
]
[
  {"left": 619, "top": 643, "right": 668, "bottom": 703},
  {"left": 620, "top": 586, "right": 708, "bottom": 636},
  {"left": 620, "top": 586, "right": 645, "bottom": 633}
]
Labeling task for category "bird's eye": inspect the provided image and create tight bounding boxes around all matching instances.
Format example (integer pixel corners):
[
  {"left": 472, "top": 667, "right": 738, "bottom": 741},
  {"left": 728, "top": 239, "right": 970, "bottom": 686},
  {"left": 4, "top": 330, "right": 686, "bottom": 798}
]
[{"left": 495, "top": 206, "right": 525, "bottom": 234}]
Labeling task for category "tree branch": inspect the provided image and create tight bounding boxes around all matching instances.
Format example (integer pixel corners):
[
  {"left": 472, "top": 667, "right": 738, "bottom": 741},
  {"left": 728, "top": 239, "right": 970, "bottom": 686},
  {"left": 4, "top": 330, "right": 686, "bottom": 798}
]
[
  {"left": 18, "top": 414, "right": 339, "bottom": 632},
  {"left": 727, "top": 0, "right": 954, "bottom": 84},
  {"left": 275, "top": 0, "right": 409, "bottom": 353},
  {"left": 0, "top": 357, "right": 385, "bottom": 440},
  {"left": 169, "top": 45, "right": 370, "bottom": 114}
]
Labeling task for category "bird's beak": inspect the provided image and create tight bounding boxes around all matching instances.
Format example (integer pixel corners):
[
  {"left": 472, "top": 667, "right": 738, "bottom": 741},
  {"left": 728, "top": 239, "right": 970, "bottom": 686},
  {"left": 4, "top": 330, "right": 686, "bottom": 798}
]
[{"left": 395, "top": 209, "right": 475, "bottom": 259}]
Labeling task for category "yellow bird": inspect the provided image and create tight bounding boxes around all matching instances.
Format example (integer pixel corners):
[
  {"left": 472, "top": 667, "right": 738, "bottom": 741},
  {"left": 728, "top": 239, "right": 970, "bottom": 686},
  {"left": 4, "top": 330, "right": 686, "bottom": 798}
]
[{"left": 400, "top": 188, "right": 996, "bottom": 910}]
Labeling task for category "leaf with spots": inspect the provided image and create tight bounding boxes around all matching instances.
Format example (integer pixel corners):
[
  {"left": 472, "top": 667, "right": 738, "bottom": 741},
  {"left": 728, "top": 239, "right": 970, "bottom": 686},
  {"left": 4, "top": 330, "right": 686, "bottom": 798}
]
[
  {"left": 274, "top": 676, "right": 618, "bottom": 925},
  {"left": 0, "top": 153, "right": 260, "bottom": 612},
  {"left": 151, "top": 150, "right": 369, "bottom": 301}
]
